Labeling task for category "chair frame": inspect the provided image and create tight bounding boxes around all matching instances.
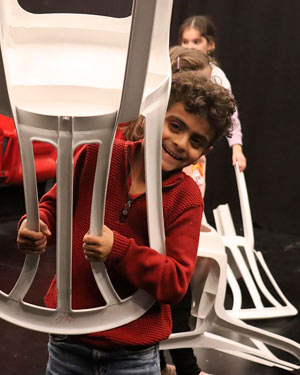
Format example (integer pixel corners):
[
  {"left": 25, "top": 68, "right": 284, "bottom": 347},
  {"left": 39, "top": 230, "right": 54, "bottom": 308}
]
[
  {"left": 0, "top": 0, "right": 173, "bottom": 334},
  {"left": 213, "top": 163, "right": 297, "bottom": 320},
  {"left": 160, "top": 223, "right": 300, "bottom": 372}
]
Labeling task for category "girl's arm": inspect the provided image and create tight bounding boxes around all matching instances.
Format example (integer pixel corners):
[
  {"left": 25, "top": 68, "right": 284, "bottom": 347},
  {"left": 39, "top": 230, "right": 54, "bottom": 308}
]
[
  {"left": 211, "top": 64, "right": 247, "bottom": 171},
  {"left": 227, "top": 108, "right": 247, "bottom": 171},
  {"left": 232, "top": 144, "right": 246, "bottom": 171}
]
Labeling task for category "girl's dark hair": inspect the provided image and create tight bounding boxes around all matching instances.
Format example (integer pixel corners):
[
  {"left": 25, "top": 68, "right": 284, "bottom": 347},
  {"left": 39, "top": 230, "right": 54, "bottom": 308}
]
[
  {"left": 178, "top": 15, "right": 217, "bottom": 46},
  {"left": 169, "top": 71, "right": 235, "bottom": 144}
]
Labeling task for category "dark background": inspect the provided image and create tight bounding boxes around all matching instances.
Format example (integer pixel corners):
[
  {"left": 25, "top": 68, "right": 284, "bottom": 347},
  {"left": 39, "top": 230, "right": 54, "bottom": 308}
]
[{"left": 1, "top": 0, "right": 300, "bottom": 235}]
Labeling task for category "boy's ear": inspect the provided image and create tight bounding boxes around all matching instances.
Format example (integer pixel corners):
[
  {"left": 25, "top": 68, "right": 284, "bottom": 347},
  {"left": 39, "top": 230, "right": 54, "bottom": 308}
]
[{"left": 202, "top": 145, "right": 213, "bottom": 156}]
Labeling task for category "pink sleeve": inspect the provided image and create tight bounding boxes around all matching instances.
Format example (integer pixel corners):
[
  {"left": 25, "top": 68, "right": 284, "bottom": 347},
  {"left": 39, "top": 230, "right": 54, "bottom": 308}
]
[{"left": 227, "top": 106, "right": 243, "bottom": 147}]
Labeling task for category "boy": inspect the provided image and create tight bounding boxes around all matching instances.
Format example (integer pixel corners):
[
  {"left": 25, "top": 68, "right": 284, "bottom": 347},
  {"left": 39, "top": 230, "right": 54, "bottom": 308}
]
[{"left": 17, "top": 70, "right": 235, "bottom": 375}]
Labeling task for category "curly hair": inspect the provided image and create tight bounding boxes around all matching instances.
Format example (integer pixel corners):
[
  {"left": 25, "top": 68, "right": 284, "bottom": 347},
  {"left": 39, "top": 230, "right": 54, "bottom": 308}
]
[
  {"left": 169, "top": 70, "right": 235, "bottom": 144},
  {"left": 122, "top": 70, "right": 235, "bottom": 145},
  {"left": 122, "top": 48, "right": 212, "bottom": 141}
]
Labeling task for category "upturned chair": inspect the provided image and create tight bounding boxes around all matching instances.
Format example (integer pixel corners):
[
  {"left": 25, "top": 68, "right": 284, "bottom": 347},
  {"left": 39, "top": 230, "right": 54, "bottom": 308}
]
[
  {"left": 0, "top": 0, "right": 173, "bottom": 333},
  {"left": 160, "top": 222, "right": 300, "bottom": 372},
  {"left": 213, "top": 163, "right": 297, "bottom": 320}
]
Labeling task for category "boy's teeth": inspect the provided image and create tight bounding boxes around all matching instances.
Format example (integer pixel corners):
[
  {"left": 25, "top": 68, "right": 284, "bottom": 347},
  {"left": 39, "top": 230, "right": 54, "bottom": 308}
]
[{"left": 163, "top": 144, "right": 182, "bottom": 160}]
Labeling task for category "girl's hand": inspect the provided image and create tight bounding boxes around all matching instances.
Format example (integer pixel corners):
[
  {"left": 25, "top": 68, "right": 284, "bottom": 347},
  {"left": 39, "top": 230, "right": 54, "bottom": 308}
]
[
  {"left": 17, "top": 219, "right": 51, "bottom": 254},
  {"left": 83, "top": 225, "right": 114, "bottom": 263},
  {"left": 232, "top": 144, "right": 247, "bottom": 172}
]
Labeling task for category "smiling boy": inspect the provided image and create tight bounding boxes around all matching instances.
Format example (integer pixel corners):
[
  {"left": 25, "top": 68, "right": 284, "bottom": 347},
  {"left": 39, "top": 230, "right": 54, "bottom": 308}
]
[
  {"left": 161, "top": 102, "right": 214, "bottom": 172},
  {"left": 17, "top": 71, "right": 235, "bottom": 375}
]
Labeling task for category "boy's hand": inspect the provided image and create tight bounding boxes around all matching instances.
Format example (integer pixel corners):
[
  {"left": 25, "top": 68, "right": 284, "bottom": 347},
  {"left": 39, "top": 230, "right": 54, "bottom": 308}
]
[
  {"left": 17, "top": 219, "right": 51, "bottom": 254},
  {"left": 232, "top": 144, "right": 247, "bottom": 172},
  {"left": 83, "top": 225, "right": 114, "bottom": 263}
]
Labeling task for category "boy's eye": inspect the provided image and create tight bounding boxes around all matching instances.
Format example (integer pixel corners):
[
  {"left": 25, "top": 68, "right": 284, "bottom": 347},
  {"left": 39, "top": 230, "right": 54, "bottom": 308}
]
[
  {"left": 190, "top": 137, "right": 205, "bottom": 149},
  {"left": 169, "top": 122, "right": 181, "bottom": 132}
]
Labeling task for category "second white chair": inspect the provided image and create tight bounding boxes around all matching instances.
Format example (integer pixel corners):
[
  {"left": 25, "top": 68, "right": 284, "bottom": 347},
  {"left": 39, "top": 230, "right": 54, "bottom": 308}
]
[{"left": 213, "top": 163, "right": 297, "bottom": 320}]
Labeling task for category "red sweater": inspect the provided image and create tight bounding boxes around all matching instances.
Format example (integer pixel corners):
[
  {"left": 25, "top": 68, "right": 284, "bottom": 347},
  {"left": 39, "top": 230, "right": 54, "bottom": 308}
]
[{"left": 38, "top": 139, "right": 203, "bottom": 348}]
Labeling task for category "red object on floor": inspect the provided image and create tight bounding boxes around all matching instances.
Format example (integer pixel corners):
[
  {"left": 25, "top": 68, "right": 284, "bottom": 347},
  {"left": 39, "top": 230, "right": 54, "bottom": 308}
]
[{"left": 0, "top": 114, "right": 57, "bottom": 185}]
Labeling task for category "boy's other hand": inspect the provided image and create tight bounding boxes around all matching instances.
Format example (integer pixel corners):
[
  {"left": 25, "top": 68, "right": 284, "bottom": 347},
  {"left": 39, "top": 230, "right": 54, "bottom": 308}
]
[
  {"left": 17, "top": 219, "right": 51, "bottom": 254},
  {"left": 83, "top": 225, "right": 114, "bottom": 263}
]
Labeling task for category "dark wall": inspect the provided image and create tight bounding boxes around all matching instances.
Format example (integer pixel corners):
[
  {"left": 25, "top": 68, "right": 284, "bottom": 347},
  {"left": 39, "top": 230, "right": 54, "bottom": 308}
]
[{"left": 1, "top": 0, "right": 300, "bottom": 234}]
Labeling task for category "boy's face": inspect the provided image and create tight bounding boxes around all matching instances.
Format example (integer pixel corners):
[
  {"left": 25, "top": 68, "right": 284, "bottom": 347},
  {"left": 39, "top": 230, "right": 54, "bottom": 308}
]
[{"left": 162, "top": 102, "right": 215, "bottom": 172}]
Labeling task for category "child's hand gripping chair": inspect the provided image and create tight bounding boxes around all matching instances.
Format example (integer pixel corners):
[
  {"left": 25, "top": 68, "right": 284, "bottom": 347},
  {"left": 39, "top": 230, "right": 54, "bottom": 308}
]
[
  {"left": 213, "top": 163, "right": 297, "bottom": 320},
  {"left": 0, "top": 0, "right": 173, "bottom": 334},
  {"left": 160, "top": 222, "right": 300, "bottom": 372}
]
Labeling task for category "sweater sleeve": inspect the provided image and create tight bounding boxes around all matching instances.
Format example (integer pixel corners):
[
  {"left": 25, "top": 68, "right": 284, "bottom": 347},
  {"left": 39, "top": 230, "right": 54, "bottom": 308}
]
[
  {"left": 38, "top": 184, "right": 57, "bottom": 240},
  {"left": 105, "top": 204, "right": 202, "bottom": 305},
  {"left": 227, "top": 106, "right": 243, "bottom": 147},
  {"left": 211, "top": 64, "right": 243, "bottom": 146}
]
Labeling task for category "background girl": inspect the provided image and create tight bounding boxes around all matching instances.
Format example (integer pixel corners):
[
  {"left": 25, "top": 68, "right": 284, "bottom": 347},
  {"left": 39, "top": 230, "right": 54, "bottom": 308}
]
[{"left": 179, "top": 15, "right": 246, "bottom": 172}]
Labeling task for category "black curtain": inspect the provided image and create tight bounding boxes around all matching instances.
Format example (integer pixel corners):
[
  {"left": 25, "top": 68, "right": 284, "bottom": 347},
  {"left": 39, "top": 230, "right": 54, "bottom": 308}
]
[{"left": 1, "top": 0, "right": 300, "bottom": 234}]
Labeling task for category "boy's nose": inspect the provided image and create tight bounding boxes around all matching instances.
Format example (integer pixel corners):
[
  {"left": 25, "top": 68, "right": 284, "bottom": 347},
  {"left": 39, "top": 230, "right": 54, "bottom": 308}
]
[{"left": 174, "top": 135, "right": 188, "bottom": 151}]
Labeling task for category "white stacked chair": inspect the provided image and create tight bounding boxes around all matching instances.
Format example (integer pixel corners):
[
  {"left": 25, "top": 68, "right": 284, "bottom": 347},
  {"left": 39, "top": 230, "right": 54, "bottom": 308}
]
[
  {"left": 213, "top": 163, "right": 297, "bottom": 320},
  {"left": 160, "top": 222, "right": 300, "bottom": 372}
]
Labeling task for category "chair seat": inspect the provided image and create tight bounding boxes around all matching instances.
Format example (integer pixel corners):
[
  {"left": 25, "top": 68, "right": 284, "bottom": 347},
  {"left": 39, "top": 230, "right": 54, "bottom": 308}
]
[{"left": 13, "top": 85, "right": 120, "bottom": 116}]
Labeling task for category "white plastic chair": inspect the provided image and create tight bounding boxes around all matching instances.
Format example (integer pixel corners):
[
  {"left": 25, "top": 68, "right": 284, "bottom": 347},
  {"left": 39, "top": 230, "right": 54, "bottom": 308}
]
[
  {"left": 213, "top": 163, "right": 297, "bottom": 320},
  {"left": 160, "top": 222, "right": 300, "bottom": 372},
  {"left": 0, "top": 0, "right": 173, "bottom": 334}
]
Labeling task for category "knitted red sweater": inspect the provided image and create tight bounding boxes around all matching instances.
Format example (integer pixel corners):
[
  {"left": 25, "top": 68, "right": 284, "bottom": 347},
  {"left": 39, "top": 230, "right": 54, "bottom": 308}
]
[{"left": 38, "top": 139, "right": 203, "bottom": 348}]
